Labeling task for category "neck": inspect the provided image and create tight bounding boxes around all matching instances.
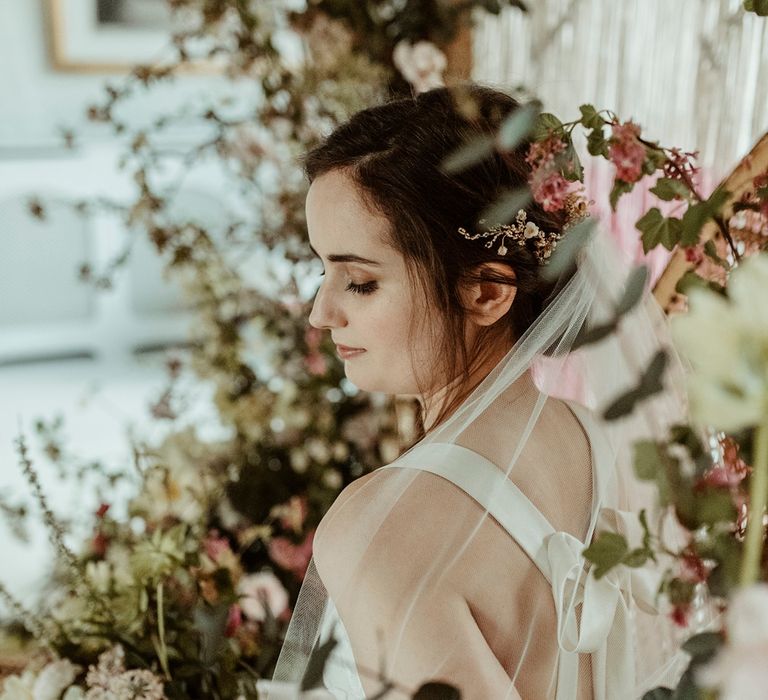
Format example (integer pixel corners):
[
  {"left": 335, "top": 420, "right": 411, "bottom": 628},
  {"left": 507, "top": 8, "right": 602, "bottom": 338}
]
[{"left": 417, "top": 345, "right": 532, "bottom": 435}]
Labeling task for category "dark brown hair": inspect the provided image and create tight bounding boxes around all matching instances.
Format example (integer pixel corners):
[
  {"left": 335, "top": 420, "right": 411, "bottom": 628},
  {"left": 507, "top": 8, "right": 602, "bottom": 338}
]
[{"left": 301, "top": 82, "right": 571, "bottom": 434}]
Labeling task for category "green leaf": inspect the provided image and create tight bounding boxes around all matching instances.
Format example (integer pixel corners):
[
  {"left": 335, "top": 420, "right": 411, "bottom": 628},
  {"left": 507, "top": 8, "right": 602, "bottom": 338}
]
[
  {"left": 640, "top": 349, "right": 669, "bottom": 394},
  {"left": 681, "top": 632, "right": 723, "bottom": 660},
  {"left": 622, "top": 548, "right": 650, "bottom": 568},
  {"left": 609, "top": 179, "right": 633, "bottom": 211},
  {"left": 498, "top": 102, "right": 540, "bottom": 150},
  {"left": 579, "top": 104, "right": 603, "bottom": 129},
  {"left": 301, "top": 636, "right": 339, "bottom": 690},
  {"left": 649, "top": 177, "right": 691, "bottom": 202},
  {"left": 615, "top": 265, "right": 649, "bottom": 317},
  {"left": 636, "top": 208, "right": 683, "bottom": 253},
  {"left": 479, "top": 187, "right": 532, "bottom": 227},
  {"left": 586, "top": 127, "right": 608, "bottom": 157},
  {"left": 440, "top": 134, "right": 495, "bottom": 174},
  {"left": 745, "top": 0, "right": 768, "bottom": 16},
  {"left": 533, "top": 112, "right": 564, "bottom": 141},
  {"left": 560, "top": 138, "right": 584, "bottom": 182},
  {"left": 413, "top": 682, "right": 462, "bottom": 700},
  {"left": 633, "top": 441, "right": 664, "bottom": 481},
  {"left": 602, "top": 388, "right": 642, "bottom": 421},
  {"left": 571, "top": 321, "right": 616, "bottom": 351},
  {"left": 583, "top": 531, "right": 629, "bottom": 579},
  {"left": 540, "top": 216, "right": 596, "bottom": 282},
  {"left": 693, "top": 489, "right": 737, "bottom": 526},
  {"left": 642, "top": 689, "right": 673, "bottom": 700}
]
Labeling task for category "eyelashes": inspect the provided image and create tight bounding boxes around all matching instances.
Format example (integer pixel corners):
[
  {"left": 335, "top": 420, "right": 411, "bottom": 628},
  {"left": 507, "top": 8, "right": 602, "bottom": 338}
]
[
  {"left": 345, "top": 281, "right": 378, "bottom": 295},
  {"left": 319, "top": 271, "right": 378, "bottom": 296}
]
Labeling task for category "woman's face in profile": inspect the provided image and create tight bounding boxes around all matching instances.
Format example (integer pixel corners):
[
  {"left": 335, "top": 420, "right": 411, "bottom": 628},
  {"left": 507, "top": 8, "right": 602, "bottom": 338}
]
[{"left": 306, "top": 169, "right": 439, "bottom": 396}]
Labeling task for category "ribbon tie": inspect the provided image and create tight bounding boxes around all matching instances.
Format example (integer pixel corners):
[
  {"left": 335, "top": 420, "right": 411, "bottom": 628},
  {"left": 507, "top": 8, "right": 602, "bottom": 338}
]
[{"left": 544, "top": 508, "right": 663, "bottom": 698}]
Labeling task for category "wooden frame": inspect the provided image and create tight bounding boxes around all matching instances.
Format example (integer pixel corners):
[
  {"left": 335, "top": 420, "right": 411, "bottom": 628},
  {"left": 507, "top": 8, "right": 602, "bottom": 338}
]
[{"left": 653, "top": 131, "right": 768, "bottom": 311}]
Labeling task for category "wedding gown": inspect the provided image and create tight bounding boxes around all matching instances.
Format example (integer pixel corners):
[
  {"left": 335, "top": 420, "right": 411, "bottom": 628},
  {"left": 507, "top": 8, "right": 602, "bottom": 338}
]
[{"left": 313, "top": 393, "right": 690, "bottom": 700}]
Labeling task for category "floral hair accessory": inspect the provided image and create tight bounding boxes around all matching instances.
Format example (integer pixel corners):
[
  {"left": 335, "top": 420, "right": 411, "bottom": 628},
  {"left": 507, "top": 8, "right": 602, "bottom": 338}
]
[{"left": 457, "top": 193, "right": 590, "bottom": 266}]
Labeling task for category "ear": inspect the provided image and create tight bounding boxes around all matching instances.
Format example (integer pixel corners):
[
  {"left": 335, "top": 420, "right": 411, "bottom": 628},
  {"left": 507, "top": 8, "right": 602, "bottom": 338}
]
[{"left": 461, "top": 262, "right": 517, "bottom": 327}]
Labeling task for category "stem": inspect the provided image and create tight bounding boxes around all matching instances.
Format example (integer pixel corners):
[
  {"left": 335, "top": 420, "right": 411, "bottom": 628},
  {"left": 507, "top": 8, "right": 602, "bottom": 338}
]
[
  {"left": 156, "top": 581, "right": 172, "bottom": 681},
  {"left": 739, "top": 420, "right": 768, "bottom": 587}
]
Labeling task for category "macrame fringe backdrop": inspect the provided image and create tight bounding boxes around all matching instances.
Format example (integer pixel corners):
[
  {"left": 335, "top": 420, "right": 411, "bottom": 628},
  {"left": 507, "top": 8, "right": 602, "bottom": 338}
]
[{"left": 472, "top": 0, "right": 768, "bottom": 176}]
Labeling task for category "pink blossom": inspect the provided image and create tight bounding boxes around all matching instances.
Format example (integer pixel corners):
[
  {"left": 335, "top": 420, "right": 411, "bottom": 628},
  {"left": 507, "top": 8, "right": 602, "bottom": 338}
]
[
  {"left": 609, "top": 121, "right": 647, "bottom": 183},
  {"left": 225, "top": 603, "right": 242, "bottom": 637},
  {"left": 525, "top": 137, "right": 566, "bottom": 170},
  {"left": 268, "top": 529, "right": 315, "bottom": 581},
  {"left": 304, "top": 351, "right": 328, "bottom": 377},
  {"left": 677, "top": 552, "right": 709, "bottom": 584},
  {"left": 237, "top": 571, "right": 289, "bottom": 622},
  {"left": 304, "top": 326, "right": 323, "bottom": 351},
  {"left": 203, "top": 531, "right": 232, "bottom": 564},
  {"left": 670, "top": 602, "right": 691, "bottom": 628},
  {"left": 531, "top": 171, "right": 571, "bottom": 212}
]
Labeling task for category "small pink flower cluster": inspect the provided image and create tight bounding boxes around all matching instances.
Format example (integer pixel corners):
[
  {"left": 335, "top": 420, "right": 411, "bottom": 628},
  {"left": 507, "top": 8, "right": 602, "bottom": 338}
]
[
  {"left": 526, "top": 136, "right": 575, "bottom": 212},
  {"left": 608, "top": 121, "right": 647, "bottom": 183}
]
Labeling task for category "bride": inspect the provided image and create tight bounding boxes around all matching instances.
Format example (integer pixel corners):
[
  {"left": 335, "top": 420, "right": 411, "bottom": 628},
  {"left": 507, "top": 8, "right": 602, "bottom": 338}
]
[{"left": 265, "top": 83, "right": 692, "bottom": 699}]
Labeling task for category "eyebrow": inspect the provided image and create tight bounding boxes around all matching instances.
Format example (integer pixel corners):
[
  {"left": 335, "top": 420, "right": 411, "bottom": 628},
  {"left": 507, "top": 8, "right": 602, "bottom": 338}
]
[{"left": 308, "top": 243, "right": 382, "bottom": 267}]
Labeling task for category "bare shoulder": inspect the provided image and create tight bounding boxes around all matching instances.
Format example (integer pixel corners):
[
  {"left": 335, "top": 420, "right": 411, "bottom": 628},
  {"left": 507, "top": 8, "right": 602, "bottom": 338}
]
[{"left": 313, "top": 465, "right": 497, "bottom": 599}]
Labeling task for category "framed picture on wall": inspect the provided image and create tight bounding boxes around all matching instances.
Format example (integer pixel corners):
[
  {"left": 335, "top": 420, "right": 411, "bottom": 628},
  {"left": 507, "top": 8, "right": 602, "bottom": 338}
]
[{"left": 48, "top": 0, "right": 183, "bottom": 72}]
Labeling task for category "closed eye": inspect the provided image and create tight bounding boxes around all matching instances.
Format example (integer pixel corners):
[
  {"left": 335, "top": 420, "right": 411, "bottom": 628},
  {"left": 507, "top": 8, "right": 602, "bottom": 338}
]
[{"left": 345, "top": 280, "right": 378, "bottom": 295}]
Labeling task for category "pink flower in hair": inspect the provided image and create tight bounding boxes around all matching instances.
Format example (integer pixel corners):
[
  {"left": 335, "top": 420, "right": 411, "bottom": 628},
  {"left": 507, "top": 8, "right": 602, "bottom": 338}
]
[
  {"left": 531, "top": 170, "right": 571, "bottom": 212},
  {"left": 609, "top": 120, "right": 646, "bottom": 183}
]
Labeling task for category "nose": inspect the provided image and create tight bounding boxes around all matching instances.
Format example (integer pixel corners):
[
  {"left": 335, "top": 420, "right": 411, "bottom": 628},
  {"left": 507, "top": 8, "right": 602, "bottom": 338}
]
[{"left": 308, "top": 281, "right": 347, "bottom": 330}]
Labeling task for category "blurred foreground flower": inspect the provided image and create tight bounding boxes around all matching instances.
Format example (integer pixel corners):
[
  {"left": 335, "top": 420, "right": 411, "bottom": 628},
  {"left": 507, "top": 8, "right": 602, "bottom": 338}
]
[
  {"left": 697, "top": 583, "right": 768, "bottom": 699},
  {"left": 671, "top": 252, "right": 768, "bottom": 431}
]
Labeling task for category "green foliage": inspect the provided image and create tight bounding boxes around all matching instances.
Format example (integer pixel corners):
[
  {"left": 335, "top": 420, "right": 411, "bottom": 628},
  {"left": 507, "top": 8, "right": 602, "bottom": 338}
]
[
  {"left": 497, "top": 102, "right": 540, "bottom": 150},
  {"left": 636, "top": 208, "right": 683, "bottom": 253},
  {"left": 745, "top": 0, "right": 768, "bottom": 16},
  {"left": 439, "top": 134, "right": 496, "bottom": 174},
  {"left": 533, "top": 112, "right": 565, "bottom": 140},
  {"left": 609, "top": 179, "right": 633, "bottom": 210},
  {"left": 413, "top": 682, "right": 463, "bottom": 699},
  {"left": 650, "top": 178, "right": 691, "bottom": 202},
  {"left": 602, "top": 350, "right": 668, "bottom": 420}
]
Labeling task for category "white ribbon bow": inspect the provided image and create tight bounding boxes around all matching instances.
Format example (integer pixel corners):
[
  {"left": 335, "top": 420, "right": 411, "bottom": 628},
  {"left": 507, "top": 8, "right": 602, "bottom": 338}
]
[{"left": 545, "top": 508, "right": 663, "bottom": 698}]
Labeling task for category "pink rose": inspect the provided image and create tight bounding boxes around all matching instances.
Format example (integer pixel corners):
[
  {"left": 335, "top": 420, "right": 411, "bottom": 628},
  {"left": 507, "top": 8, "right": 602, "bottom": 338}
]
[
  {"left": 268, "top": 529, "right": 315, "bottom": 581},
  {"left": 237, "top": 571, "right": 289, "bottom": 623}
]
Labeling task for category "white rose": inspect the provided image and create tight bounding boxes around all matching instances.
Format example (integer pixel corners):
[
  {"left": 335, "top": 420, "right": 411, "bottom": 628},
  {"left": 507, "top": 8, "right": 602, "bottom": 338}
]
[{"left": 392, "top": 40, "right": 447, "bottom": 93}]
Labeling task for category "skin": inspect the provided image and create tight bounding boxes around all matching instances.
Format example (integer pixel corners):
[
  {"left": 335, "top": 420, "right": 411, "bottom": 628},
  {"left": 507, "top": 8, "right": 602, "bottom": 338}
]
[{"left": 306, "top": 168, "right": 518, "bottom": 430}]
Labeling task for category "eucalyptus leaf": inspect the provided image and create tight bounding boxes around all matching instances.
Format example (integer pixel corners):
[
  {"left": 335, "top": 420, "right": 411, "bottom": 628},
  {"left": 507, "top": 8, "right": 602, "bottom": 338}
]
[
  {"left": 571, "top": 322, "right": 616, "bottom": 351},
  {"left": 602, "top": 388, "right": 642, "bottom": 421},
  {"left": 633, "top": 441, "right": 664, "bottom": 481},
  {"left": 479, "top": 187, "right": 532, "bottom": 226},
  {"left": 622, "top": 548, "right": 649, "bottom": 568},
  {"left": 498, "top": 102, "right": 540, "bottom": 150},
  {"left": 615, "top": 265, "right": 649, "bottom": 317},
  {"left": 440, "top": 134, "right": 495, "bottom": 175},
  {"left": 642, "top": 688, "right": 673, "bottom": 700},
  {"left": 540, "top": 216, "right": 596, "bottom": 282},
  {"left": 681, "top": 632, "right": 723, "bottom": 660},
  {"left": 413, "top": 682, "right": 462, "bottom": 700}
]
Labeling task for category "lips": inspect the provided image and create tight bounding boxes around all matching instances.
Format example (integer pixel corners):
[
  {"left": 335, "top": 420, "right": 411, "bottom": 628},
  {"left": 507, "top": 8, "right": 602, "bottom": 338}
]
[{"left": 335, "top": 344, "right": 366, "bottom": 359}]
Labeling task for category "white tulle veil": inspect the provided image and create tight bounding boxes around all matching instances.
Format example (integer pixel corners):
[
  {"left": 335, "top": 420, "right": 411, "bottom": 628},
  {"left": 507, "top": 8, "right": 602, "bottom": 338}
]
[{"left": 263, "top": 211, "right": 699, "bottom": 699}]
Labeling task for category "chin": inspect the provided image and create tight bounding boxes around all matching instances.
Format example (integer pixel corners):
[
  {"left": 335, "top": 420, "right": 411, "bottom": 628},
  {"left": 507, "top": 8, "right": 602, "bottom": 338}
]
[{"left": 344, "top": 368, "right": 418, "bottom": 396}]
